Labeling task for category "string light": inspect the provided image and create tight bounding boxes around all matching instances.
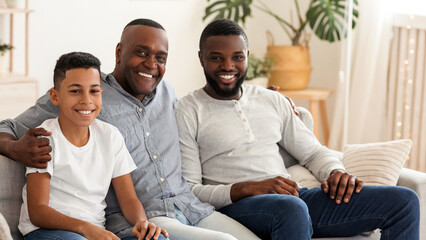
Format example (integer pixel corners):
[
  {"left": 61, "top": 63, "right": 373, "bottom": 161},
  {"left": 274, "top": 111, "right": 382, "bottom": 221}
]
[{"left": 395, "top": 14, "right": 415, "bottom": 144}]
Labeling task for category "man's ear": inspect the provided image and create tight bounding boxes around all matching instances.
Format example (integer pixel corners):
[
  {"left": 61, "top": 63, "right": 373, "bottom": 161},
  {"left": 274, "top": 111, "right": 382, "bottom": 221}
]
[
  {"left": 198, "top": 51, "right": 204, "bottom": 67},
  {"left": 50, "top": 88, "right": 59, "bottom": 106},
  {"left": 115, "top": 43, "right": 121, "bottom": 64}
]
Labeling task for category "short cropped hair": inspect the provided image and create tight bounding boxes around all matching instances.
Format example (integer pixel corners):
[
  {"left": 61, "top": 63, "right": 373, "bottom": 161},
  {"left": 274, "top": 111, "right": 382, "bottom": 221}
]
[
  {"left": 124, "top": 18, "right": 165, "bottom": 31},
  {"left": 53, "top": 52, "right": 101, "bottom": 89},
  {"left": 199, "top": 19, "right": 248, "bottom": 51}
]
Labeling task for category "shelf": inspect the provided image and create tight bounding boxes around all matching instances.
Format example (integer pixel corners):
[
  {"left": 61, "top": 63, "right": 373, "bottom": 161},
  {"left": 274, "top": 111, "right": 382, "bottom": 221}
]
[
  {"left": 0, "top": 8, "right": 33, "bottom": 14},
  {"left": 0, "top": 72, "right": 37, "bottom": 83}
]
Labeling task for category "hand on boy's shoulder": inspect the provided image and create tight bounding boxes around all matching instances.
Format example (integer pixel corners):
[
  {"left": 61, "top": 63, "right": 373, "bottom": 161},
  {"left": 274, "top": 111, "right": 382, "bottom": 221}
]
[
  {"left": 267, "top": 85, "right": 280, "bottom": 91},
  {"left": 11, "top": 128, "right": 52, "bottom": 168}
]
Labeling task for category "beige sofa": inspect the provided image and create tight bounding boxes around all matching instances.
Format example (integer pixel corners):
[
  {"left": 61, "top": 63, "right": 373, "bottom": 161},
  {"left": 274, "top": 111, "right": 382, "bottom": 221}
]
[
  {"left": 1, "top": 155, "right": 425, "bottom": 240},
  {"left": 1, "top": 107, "right": 425, "bottom": 239}
]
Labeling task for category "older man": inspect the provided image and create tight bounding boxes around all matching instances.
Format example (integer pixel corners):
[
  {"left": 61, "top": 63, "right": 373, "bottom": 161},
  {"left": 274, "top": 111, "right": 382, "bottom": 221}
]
[{"left": 0, "top": 18, "right": 258, "bottom": 240}]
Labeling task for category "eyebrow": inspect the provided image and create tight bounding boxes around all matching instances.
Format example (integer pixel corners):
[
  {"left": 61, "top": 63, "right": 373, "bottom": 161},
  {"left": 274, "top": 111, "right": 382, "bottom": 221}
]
[
  {"left": 136, "top": 45, "right": 168, "bottom": 55},
  {"left": 67, "top": 83, "right": 101, "bottom": 88},
  {"left": 209, "top": 50, "right": 245, "bottom": 55}
]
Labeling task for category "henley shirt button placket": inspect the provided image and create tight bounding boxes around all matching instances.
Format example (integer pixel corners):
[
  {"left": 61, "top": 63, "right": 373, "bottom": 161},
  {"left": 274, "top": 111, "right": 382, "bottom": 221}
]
[{"left": 138, "top": 107, "right": 143, "bottom": 112}]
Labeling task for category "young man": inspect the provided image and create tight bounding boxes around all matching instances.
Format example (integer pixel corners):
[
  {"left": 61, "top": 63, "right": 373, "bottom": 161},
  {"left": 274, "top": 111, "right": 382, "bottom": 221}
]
[
  {"left": 0, "top": 19, "right": 258, "bottom": 240},
  {"left": 175, "top": 19, "right": 420, "bottom": 240},
  {"left": 19, "top": 52, "right": 168, "bottom": 240}
]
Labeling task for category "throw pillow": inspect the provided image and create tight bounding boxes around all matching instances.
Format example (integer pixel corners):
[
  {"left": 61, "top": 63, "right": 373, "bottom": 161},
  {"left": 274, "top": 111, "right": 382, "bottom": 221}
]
[{"left": 342, "top": 139, "right": 413, "bottom": 186}]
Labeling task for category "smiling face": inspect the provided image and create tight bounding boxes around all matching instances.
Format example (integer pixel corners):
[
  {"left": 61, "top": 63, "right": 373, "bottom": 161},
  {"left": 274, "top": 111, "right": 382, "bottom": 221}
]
[
  {"left": 199, "top": 35, "right": 248, "bottom": 100},
  {"left": 113, "top": 25, "right": 168, "bottom": 101},
  {"left": 50, "top": 68, "right": 102, "bottom": 131}
]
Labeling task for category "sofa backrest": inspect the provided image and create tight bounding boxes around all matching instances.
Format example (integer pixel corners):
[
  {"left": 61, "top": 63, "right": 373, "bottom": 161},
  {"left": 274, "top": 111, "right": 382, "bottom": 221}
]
[{"left": 0, "top": 155, "right": 25, "bottom": 239}]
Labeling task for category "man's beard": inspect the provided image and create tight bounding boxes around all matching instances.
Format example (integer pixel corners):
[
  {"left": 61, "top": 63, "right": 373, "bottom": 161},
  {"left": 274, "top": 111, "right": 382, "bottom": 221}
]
[{"left": 204, "top": 69, "right": 247, "bottom": 98}]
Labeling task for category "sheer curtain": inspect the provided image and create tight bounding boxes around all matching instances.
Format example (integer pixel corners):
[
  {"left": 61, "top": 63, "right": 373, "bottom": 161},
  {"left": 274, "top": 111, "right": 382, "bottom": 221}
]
[
  {"left": 329, "top": 0, "right": 394, "bottom": 149},
  {"left": 329, "top": 0, "right": 426, "bottom": 172},
  {"left": 387, "top": 15, "right": 426, "bottom": 172}
]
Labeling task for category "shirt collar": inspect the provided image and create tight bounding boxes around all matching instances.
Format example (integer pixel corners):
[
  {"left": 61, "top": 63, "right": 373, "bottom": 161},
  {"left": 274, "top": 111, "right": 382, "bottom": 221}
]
[{"left": 104, "top": 73, "right": 157, "bottom": 106}]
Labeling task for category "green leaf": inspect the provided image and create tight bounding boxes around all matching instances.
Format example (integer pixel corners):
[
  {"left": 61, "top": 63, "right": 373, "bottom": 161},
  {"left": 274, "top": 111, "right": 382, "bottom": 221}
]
[
  {"left": 203, "top": 0, "right": 253, "bottom": 25},
  {"left": 307, "top": 0, "right": 359, "bottom": 43}
]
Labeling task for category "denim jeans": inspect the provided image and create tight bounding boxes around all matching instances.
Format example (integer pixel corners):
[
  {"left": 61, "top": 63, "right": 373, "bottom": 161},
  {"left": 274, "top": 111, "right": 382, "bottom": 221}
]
[
  {"left": 25, "top": 228, "right": 169, "bottom": 240},
  {"left": 218, "top": 186, "right": 420, "bottom": 240}
]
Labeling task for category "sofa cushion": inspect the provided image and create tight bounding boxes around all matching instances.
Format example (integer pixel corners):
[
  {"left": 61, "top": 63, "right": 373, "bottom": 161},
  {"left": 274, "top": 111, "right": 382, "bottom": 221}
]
[
  {"left": 287, "top": 164, "right": 321, "bottom": 189},
  {"left": 0, "top": 155, "right": 25, "bottom": 239},
  {"left": 342, "top": 139, "right": 412, "bottom": 186},
  {"left": 0, "top": 212, "right": 12, "bottom": 240}
]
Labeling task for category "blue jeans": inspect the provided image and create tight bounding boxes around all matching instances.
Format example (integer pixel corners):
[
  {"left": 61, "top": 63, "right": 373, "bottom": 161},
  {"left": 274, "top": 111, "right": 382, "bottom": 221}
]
[
  {"left": 218, "top": 186, "right": 420, "bottom": 240},
  {"left": 25, "top": 228, "right": 169, "bottom": 240}
]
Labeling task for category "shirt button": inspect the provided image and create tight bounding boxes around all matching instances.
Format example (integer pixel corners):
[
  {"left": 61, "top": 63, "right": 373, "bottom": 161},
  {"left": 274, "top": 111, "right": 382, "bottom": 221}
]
[
  {"left": 160, "top": 177, "right": 164, "bottom": 182},
  {"left": 138, "top": 107, "right": 143, "bottom": 112},
  {"left": 146, "top": 132, "right": 150, "bottom": 137},
  {"left": 243, "top": 118, "right": 247, "bottom": 122},
  {"left": 238, "top": 111, "right": 242, "bottom": 115},
  {"left": 153, "top": 155, "right": 158, "bottom": 159}
]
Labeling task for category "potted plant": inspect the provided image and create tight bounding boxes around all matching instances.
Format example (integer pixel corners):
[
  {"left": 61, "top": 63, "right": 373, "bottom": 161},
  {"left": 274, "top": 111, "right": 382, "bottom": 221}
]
[
  {"left": 245, "top": 54, "right": 274, "bottom": 88},
  {"left": 0, "top": 43, "right": 13, "bottom": 77},
  {"left": 203, "top": 0, "right": 358, "bottom": 90}
]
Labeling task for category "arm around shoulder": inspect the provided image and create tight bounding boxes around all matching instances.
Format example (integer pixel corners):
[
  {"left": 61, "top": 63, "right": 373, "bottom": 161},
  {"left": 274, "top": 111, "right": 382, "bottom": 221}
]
[{"left": 0, "top": 92, "right": 57, "bottom": 166}]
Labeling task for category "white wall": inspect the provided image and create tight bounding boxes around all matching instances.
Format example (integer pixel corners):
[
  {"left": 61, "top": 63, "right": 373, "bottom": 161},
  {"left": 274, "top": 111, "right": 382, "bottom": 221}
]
[
  {"left": 3, "top": 0, "right": 341, "bottom": 112},
  {"left": 4, "top": 0, "right": 208, "bottom": 98}
]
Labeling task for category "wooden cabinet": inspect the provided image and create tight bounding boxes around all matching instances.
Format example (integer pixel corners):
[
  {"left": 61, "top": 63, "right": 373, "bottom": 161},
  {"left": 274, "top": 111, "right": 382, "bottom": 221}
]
[{"left": 0, "top": 0, "right": 37, "bottom": 120}]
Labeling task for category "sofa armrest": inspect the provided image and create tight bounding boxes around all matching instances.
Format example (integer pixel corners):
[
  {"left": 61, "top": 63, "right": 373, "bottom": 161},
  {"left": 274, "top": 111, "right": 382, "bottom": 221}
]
[
  {"left": 0, "top": 212, "right": 12, "bottom": 240},
  {"left": 0, "top": 155, "right": 25, "bottom": 239},
  {"left": 397, "top": 167, "right": 426, "bottom": 239}
]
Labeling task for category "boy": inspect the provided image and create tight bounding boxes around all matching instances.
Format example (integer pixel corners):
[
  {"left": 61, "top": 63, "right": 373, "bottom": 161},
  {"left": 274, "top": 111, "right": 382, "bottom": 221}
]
[{"left": 18, "top": 52, "right": 168, "bottom": 240}]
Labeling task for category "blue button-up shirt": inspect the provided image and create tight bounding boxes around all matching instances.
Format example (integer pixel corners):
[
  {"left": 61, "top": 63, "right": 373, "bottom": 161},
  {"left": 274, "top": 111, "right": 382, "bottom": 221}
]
[{"left": 0, "top": 73, "right": 214, "bottom": 234}]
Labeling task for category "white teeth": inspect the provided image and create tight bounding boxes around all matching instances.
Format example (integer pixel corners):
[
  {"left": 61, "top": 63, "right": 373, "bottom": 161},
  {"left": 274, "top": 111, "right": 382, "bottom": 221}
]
[
  {"left": 219, "top": 75, "right": 234, "bottom": 80},
  {"left": 138, "top": 72, "right": 153, "bottom": 78},
  {"left": 79, "top": 110, "right": 91, "bottom": 115}
]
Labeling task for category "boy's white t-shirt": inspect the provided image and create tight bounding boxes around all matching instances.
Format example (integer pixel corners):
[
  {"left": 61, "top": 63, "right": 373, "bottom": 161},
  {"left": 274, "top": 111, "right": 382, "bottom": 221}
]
[{"left": 18, "top": 118, "right": 137, "bottom": 236}]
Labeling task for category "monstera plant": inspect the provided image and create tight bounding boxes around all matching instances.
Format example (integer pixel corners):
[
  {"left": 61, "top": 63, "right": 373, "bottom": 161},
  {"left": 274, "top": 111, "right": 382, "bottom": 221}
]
[
  {"left": 203, "top": 0, "right": 358, "bottom": 46},
  {"left": 203, "top": 0, "right": 359, "bottom": 89}
]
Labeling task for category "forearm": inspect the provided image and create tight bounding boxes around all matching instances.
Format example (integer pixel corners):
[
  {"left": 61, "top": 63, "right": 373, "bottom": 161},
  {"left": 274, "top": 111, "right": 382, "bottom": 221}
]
[
  {"left": 303, "top": 147, "right": 345, "bottom": 181},
  {"left": 190, "top": 182, "right": 233, "bottom": 209},
  {"left": 230, "top": 181, "right": 254, "bottom": 202},
  {"left": 120, "top": 197, "right": 147, "bottom": 225},
  {"left": 29, "top": 204, "right": 92, "bottom": 235},
  {"left": 0, "top": 132, "right": 17, "bottom": 159},
  {"left": 112, "top": 174, "right": 147, "bottom": 225},
  {"left": 231, "top": 177, "right": 300, "bottom": 202}
]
